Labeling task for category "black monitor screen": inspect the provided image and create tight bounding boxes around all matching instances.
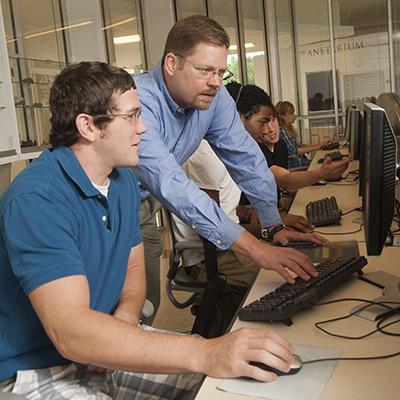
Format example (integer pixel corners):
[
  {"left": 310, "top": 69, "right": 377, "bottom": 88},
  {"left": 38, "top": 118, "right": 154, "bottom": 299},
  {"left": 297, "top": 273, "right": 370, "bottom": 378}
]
[
  {"left": 344, "top": 104, "right": 356, "bottom": 141},
  {"left": 348, "top": 108, "right": 362, "bottom": 160},
  {"left": 361, "top": 103, "right": 397, "bottom": 256}
]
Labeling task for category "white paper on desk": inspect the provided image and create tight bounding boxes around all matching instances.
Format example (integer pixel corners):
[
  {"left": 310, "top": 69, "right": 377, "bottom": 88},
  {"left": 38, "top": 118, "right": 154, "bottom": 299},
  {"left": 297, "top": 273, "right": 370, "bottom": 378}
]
[{"left": 218, "top": 343, "right": 342, "bottom": 400}]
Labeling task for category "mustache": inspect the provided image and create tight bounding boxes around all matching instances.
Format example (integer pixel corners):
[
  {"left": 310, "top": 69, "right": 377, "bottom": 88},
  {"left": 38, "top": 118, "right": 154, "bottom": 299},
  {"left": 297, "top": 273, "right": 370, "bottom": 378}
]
[{"left": 198, "top": 90, "right": 218, "bottom": 96}]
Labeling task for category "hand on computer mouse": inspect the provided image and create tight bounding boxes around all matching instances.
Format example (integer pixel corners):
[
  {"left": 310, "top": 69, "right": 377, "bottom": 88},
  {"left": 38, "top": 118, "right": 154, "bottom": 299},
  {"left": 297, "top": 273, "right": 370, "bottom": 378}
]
[{"left": 250, "top": 354, "right": 303, "bottom": 377}]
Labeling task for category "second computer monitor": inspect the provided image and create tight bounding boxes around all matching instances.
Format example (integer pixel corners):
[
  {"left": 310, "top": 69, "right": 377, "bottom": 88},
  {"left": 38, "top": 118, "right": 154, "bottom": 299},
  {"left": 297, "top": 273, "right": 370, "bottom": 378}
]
[
  {"left": 348, "top": 108, "right": 362, "bottom": 160},
  {"left": 361, "top": 103, "right": 397, "bottom": 257},
  {"left": 344, "top": 104, "right": 356, "bottom": 142}
]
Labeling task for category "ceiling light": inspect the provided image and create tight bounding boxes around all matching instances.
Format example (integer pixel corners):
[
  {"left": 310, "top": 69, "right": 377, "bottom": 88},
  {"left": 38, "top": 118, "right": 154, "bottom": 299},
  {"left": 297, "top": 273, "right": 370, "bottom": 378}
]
[
  {"left": 113, "top": 35, "right": 140, "bottom": 44},
  {"left": 24, "top": 21, "right": 93, "bottom": 40}
]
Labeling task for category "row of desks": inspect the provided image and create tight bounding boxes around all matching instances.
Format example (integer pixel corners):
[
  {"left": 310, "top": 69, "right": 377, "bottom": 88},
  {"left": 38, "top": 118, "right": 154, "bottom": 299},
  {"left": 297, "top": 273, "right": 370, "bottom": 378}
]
[{"left": 194, "top": 147, "right": 400, "bottom": 400}]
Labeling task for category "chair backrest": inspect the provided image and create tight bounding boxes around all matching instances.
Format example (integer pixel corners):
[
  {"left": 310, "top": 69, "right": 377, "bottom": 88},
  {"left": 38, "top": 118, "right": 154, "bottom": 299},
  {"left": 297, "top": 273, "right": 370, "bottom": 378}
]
[{"left": 163, "top": 208, "right": 206, "bottom": 311}]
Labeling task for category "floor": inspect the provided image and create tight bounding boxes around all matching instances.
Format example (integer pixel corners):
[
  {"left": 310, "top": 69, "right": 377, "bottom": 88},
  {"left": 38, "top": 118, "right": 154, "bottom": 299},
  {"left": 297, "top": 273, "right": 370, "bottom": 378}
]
[{"left": 151, "top": 229, "right": 197, "bottom": 332}]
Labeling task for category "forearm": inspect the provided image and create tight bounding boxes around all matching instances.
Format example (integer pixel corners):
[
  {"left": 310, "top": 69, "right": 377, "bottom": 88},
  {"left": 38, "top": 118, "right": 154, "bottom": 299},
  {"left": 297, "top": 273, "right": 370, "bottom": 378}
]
[
  {"left": 30, "top": 275, "right": 206, "bottom": 375},
  {"left": 273, "top": 166, "right": 324, "bottom": 191},
  {"left": 113, "top": 267, "right": 146, "bottom": 325},
  {"left": 60, "top": 311, "right": 205, "bottom": 374},
  {"left": 37, "top": 293, "right": 295, "bottom": 381},
  {"left": 230, "top": 230, "right": 267, "bottom": 264},
  {"left": 297, "top": 144, "right": 320, "bottom": 154},
  {"left": 113, "top": 245, "right": 147, "bottom": 325}
]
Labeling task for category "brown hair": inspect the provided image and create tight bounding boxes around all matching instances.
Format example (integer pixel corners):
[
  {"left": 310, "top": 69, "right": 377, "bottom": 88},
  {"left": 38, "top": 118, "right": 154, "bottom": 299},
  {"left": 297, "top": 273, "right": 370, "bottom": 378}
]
[
  {"left": 49, "top": 62, "right": 135, "bottom": 148},
  {"left": 163, "top": 15, "right": 230, "bottom": 62},
  {"left": 276, "top": 100, "right": 299, "bottom": 140}
]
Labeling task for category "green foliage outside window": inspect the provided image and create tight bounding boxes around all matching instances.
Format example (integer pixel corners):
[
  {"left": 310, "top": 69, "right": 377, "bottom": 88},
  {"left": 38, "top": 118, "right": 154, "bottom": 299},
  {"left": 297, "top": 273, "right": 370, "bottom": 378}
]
[{"left": 225, "top": 56, "right": 255, "bottom": 85}]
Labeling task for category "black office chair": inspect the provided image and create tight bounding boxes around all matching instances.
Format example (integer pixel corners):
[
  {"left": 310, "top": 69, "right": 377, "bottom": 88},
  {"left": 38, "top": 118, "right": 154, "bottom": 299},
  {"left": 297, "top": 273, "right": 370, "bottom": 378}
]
[
  {"left": 164, "top": 208, "right": 248, "bottom": 338},
  {"left": 164, "top": 209, "right": 207, "bottom": 315}
]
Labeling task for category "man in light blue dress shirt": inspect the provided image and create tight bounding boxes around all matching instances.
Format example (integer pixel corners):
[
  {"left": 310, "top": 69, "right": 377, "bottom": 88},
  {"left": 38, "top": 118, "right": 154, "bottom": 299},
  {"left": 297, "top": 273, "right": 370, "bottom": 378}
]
[{"left": 132, "top": 15, "right": 324, "bottom": 323}]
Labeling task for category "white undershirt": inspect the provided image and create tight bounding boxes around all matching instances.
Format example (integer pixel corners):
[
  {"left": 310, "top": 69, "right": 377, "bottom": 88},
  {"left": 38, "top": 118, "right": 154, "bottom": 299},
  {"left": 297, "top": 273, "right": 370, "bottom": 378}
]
[{"left": 92, "top": 178, "right": 110, "bottom": 198}]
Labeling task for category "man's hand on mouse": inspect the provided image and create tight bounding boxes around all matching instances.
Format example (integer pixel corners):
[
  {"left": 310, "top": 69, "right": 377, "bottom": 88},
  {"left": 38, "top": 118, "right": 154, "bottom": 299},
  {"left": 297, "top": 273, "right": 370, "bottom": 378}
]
[{"left": 202, "top": 327, "right": 295, "bottom": 382}]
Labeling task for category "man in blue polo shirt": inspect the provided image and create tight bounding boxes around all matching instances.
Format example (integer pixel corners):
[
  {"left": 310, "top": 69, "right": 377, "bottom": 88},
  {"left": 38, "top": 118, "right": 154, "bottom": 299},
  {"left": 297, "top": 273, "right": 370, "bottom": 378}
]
[{"left": 0, "top": 61, "right": 302, "bottom": 398}]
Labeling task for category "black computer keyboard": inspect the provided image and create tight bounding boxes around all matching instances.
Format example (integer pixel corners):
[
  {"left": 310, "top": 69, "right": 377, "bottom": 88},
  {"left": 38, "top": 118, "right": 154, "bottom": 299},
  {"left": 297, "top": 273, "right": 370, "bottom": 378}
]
[
  {"left": 306, "top": 196, "right": 341, "bottom": 226},
  {"left": 322, "top": 141, "right": 340, "bottom": 150},
  {"left": 325, "top": 150, "right": 344, "bottom": 161},
  {"left": 324, "top": 175, "right": 342, "bottom": 182},
  {"left": 239, "top": 256, "right": 368, "bottom": 326}
]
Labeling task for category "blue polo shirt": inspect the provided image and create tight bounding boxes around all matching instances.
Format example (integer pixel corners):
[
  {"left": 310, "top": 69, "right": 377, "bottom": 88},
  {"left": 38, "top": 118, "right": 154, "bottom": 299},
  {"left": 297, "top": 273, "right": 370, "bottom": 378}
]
[{"left": 0, "top": 146, "right": 142, "bottom": 381}]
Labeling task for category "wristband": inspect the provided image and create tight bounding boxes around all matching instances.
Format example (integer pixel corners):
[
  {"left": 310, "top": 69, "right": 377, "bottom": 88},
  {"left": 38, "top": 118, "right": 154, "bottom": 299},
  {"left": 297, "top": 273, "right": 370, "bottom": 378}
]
[{"left": 262, "top": 223, "right": 286, "bottom": 241}]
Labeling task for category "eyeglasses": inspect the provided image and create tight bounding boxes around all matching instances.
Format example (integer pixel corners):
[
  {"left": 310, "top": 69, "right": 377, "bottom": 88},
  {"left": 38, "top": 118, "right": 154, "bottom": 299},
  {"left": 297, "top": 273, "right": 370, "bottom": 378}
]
[
  {"left": 175, "top": 54, "right": 233, "bottom": 81},
  {"left": 91, "top": 109, "right": 141, "bottom": 124}
]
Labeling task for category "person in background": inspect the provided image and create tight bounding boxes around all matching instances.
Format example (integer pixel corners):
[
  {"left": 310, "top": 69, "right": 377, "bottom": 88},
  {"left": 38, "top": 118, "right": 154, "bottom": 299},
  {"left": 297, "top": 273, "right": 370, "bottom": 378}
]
[
  {"left": 225, "top": 83, "right": 350, "bottom": 231},
  {"left": 308, "top": 92, "right": 324, "bottom": 111},
  {"left": 132, "top": 15, "right": 325, "bottom": 324},
  {"left": 277, "top": 100, "right": 332, "bottom": 169},
  {"left": 0, "top": 61, "right": 305, "bottom": 399}
]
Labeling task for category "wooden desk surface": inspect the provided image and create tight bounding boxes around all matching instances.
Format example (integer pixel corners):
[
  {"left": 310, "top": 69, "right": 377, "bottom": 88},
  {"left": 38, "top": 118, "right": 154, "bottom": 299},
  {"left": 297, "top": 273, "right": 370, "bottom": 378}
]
[
  {"left": 194, "top": 244, "right": 400, "bottom": 400},
  {"left": 194, "top": 151, "right": 400, "bottom": 400}
]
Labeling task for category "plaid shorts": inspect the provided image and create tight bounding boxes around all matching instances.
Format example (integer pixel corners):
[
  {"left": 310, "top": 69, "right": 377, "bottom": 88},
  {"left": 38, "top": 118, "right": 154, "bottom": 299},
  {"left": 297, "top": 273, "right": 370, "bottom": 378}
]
[
  {"left": 0, "top": 363, "right": 201, "bottom": 400},
  {"left": 1, "top": 326, "right": 202, "bottom": 399}
]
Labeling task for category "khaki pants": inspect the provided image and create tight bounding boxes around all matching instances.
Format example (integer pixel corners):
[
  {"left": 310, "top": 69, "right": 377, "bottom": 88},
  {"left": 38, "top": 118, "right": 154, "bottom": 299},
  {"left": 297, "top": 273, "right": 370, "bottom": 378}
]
[
  {"left": 189, "top": 250, "right": 259, "bottom": 288},
  {"left": 138, "top": 196, "right": 163, "bottom": 325}
]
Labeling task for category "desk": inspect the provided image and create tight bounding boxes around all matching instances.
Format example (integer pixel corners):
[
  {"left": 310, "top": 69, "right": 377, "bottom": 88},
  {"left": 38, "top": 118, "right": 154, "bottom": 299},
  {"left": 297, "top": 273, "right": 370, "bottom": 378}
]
[{"left": 194, "top": 150, "right": 400, "bottom": 400}]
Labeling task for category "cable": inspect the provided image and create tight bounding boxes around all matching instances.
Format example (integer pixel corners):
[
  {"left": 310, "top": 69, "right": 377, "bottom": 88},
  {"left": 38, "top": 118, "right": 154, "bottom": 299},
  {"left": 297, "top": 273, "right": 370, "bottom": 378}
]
[
  {"left": 313, "top": 225, "right": 362, "bottom": 235},
  {"left": 313, "top": 298, "right": 400, "bottom": 339},
  {"left": 303, "top": 351, "right": 400, "bottom": 365},
  {"left": 340, "top": 207, "right": 362, "bottom": 216},
  {"left": 297, "top": 298, "right": 400, "bottom": 365}
]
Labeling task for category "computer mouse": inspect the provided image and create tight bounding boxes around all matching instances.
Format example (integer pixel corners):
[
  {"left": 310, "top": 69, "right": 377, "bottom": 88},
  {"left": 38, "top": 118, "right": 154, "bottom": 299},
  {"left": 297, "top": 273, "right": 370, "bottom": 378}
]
[
  {"left": 250, "top": 354, "right": 303, "bottom": 376},
  {"left": 317, "top": 158, "right": 324, "bottom": 163}
]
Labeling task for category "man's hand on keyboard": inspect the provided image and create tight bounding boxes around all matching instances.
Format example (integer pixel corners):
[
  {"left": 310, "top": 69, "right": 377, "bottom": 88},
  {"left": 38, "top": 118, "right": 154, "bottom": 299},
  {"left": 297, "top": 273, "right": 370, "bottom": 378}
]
[
  {"left": 231, "top": 231, "right": 322, "bottom": 284},
  {"left": 319, "top": 139, "right": 333, "bottom": 149},
  {"left": 282, "top": 213, "right": 315, "bottom": 232}
]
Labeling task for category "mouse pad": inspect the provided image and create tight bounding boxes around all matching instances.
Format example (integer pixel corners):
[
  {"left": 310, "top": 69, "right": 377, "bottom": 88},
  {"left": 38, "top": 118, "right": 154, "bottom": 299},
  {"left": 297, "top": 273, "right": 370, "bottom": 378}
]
[{"left": 218, "top": 343, "right": 342, "bottom": 400}]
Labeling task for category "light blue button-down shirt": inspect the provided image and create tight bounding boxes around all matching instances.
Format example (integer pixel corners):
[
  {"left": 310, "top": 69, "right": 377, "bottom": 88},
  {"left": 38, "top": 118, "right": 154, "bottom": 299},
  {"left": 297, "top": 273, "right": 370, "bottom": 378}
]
[{"left": 132, "top": 59, "right": 281, "bottom": 250}]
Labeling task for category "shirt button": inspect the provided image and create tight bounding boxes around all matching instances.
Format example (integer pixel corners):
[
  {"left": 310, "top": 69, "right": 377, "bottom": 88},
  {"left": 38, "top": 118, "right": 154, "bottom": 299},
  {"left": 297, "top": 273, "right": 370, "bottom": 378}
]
[
  {"left": 192, "top": 225, "right": 196, "bottom": 229},
  {"left": 102, "top": 216, "right": 107, "bottom": 222},
  {"left": 216, "top": 240, "right": 221, "bottom": 245}
]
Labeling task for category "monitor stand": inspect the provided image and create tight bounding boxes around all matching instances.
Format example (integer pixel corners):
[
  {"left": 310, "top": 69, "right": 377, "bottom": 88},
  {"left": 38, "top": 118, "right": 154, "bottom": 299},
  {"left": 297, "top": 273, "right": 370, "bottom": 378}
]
[{"left": 350, "top": 271, "right": 400, "bottom": 321}]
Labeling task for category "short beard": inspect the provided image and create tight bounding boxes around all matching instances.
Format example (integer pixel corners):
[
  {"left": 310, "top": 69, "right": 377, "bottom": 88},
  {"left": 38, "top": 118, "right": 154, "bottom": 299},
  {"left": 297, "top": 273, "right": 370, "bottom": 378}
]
[{"left": 189, "top": 91, "right": 218, "bottom": 110}]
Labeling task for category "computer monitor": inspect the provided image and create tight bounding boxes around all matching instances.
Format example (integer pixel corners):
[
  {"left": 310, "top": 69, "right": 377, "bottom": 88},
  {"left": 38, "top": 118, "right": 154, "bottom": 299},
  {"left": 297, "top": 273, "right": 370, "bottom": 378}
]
[
  {"left": 361, "top": 103, "right": 397, "bottom": 257},
  {"left": 376, "top": 92, "right": 400, "bottom": 136},
  {"left": 350, "top": 103, "right": 400, "bottom": 321},
  {"left": 344, "top": 104, "right": 356, "bottom": 142},
  {"left": 348, "top": 108, "right": 362, "bottom": 161}
]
